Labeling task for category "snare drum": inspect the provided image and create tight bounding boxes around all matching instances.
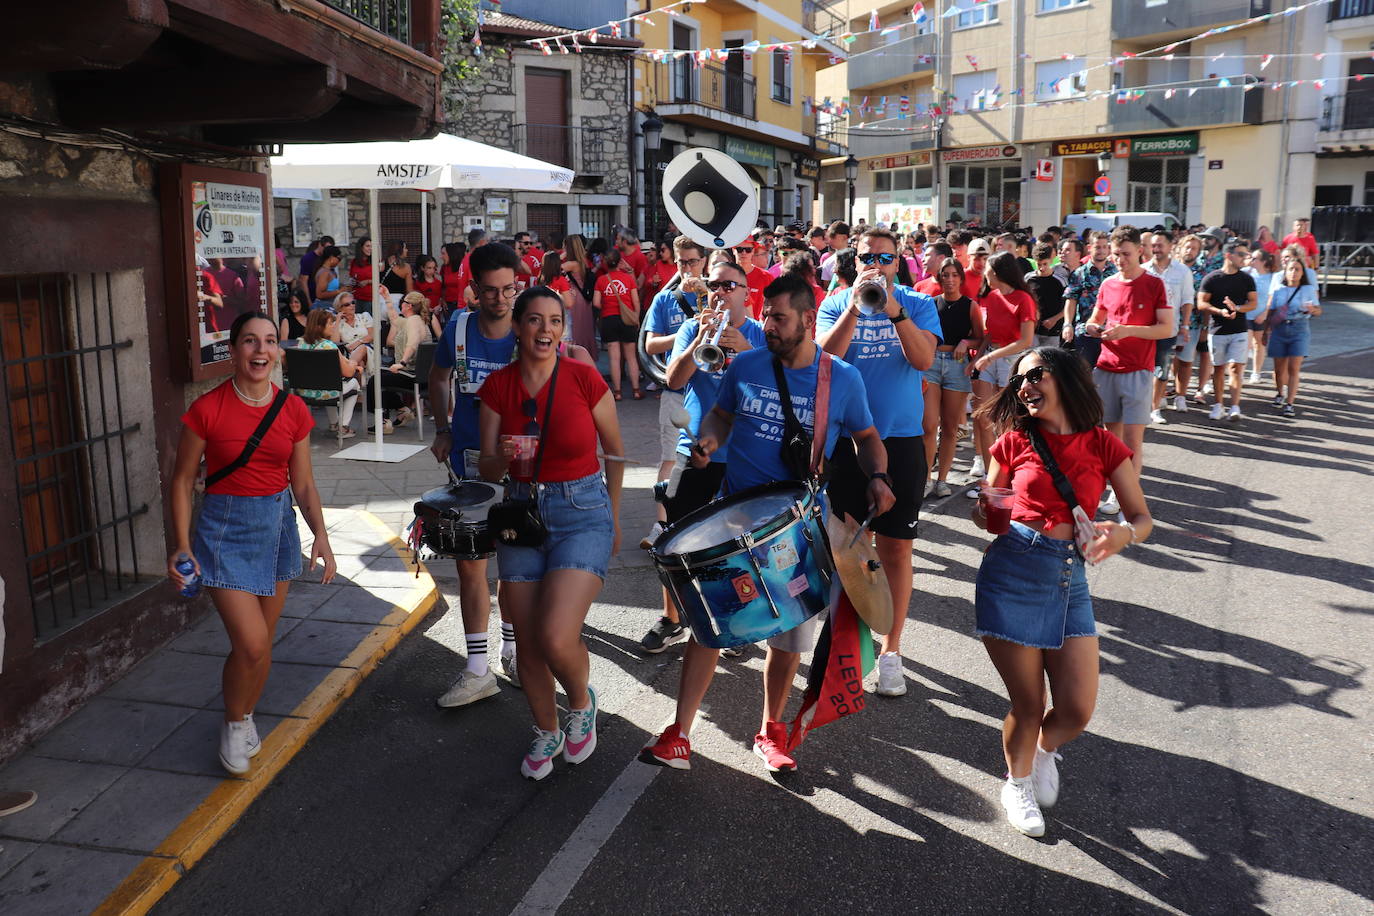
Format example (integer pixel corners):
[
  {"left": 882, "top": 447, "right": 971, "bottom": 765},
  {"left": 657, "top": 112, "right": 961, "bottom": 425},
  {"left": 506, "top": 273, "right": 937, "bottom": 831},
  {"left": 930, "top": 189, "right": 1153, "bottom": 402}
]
[
  {"left": 650, "top": 482, "right": 834, "bottom": 649},
  {"left": 410, "top": 481, "right": 503, "bottom": 560}
]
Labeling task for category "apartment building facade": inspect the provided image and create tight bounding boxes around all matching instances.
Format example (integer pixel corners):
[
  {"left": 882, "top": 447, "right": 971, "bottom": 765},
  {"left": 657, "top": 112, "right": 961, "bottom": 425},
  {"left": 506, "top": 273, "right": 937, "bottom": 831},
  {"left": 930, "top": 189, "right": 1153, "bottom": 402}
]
[
  {"left": 819, "top": 0, "right": 1323, "bottom": 235},
  {"left": 632, "top": 0, "right": 848, "bottom": 239},
  {"left": 1314, "top": 2, "right": 1374, "bottom": 215}
]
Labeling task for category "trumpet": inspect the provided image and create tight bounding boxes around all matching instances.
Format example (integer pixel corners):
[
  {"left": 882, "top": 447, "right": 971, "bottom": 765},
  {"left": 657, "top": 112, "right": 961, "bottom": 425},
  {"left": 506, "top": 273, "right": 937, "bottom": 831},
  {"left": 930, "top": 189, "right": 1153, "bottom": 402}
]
[
  {"left": 857, "top": 277, "right": 887, "bottom": 314},
  {"left": 694, "top": 311, "right": 729, "bottom": 373}
]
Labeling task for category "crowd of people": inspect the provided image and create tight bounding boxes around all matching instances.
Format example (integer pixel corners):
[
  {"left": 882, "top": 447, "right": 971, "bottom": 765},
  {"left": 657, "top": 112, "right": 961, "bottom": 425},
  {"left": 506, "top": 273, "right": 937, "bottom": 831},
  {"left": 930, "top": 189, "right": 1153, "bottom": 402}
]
[{"left": 171, "top": 211, "right": 1324, "bottom": 840}]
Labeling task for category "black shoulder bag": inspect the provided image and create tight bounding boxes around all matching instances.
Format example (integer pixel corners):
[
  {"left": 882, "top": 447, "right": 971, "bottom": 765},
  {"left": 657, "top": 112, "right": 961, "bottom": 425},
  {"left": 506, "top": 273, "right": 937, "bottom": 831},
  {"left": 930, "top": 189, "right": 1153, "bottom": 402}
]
[
  {"left": 487, "top": 358, "right": 560, "bottom": 547},
  {"left": 204, "top": 390, "right": 289, "bottom": 488},
  {"left": 1024, "top": 422, "right": 1098, "bottom": 562}
]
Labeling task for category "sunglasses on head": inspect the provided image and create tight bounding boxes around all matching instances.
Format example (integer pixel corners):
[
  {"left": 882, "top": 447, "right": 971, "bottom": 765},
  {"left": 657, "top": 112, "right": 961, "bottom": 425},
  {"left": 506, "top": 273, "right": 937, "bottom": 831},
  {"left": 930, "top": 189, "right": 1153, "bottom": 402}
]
[
  {"left": 521, "top": 397, "right": 540, "bottom": 436},
  {"left": 857, "top": 252, "right": 897, "bottom": 265},
  {"left": 1009, "top": 366, "right": 1052, "bottom": 389},
  {"left": 706, "top": 279, "right": 742, "bottom": 291}
]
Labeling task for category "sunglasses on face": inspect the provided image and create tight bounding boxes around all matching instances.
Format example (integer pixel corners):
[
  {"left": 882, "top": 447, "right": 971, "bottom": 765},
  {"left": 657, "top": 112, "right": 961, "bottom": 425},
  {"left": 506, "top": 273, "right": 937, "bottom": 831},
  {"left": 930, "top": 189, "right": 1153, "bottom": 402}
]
[
  {"left": 1009, "top": 365, "right": 1052, "bottom": 389},
  {"left": 733, "top": 246, "right": 755, "bottom": 254},
  {"left": 521, "top": 397, "right": 540, "bottom": 436},
  {"left": 706, "top": 279, "right": 741, "bottom": 291},
  {"left": 857, "top": 252, "right": 897, "bottom": 266}
]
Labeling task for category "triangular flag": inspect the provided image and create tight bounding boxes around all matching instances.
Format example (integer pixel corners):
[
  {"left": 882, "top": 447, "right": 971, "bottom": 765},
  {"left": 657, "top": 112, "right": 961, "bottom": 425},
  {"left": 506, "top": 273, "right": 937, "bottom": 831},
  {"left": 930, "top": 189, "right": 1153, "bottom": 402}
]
[
  {"left": 912, "top": 3, "right": 928, "bottom": 25},
  {"left": 1261, "top": 54, "right": 1274, "bottom": 70},
  {"left": 537, "top": 40, "right": 551, "bottom": 56},
  {"left": 941, "top": 4, "right": 960, "bottom": 17},
  {"left": 586, "top": 30, "right": 597, "bottom": 44},
  {"left": 1217, "top": 77, "right": 1231, "bottom": 88}
]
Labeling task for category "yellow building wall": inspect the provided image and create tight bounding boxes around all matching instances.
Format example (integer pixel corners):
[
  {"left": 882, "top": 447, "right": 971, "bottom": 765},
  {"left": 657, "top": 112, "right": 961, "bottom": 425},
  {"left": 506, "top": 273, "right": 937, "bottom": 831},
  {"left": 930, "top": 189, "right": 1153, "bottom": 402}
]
[{"left": 1199, "top": 123, "right": 1285, "bottom": 224}]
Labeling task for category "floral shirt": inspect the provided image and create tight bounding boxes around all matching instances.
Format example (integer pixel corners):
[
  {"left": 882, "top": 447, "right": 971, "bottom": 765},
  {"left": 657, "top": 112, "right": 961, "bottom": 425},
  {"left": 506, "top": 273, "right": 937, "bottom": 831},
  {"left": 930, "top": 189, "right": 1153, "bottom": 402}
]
[
  {"left": 1186, "top": 254, "right": 1223, "bottom": 328},
  {"left": 1065, "top": 261, "right": 1118, "bottom": 333}
]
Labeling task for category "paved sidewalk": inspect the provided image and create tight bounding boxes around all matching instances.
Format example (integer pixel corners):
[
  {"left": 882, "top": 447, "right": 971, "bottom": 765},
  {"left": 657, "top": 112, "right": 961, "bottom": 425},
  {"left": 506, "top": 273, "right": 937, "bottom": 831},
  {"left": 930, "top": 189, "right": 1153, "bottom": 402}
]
[{"left": 0, "top": 509, "right": 436, "bottom": 916}]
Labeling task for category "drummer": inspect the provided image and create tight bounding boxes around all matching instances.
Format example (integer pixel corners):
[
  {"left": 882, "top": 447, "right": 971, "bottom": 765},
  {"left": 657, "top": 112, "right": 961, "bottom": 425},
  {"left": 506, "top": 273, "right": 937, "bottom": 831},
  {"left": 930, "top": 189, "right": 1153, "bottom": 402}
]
[
  {"left": 428, "top": 242, "right": 524, "bottom": 708},
  {"left": 816, "top": 226, "right": 942, "bottom": 698},
  {"left": 641, "top": 273, "right": 895, "bottom": 774},
  {"left": 651, "top": 259, "right": 768, "bottom": 658}
]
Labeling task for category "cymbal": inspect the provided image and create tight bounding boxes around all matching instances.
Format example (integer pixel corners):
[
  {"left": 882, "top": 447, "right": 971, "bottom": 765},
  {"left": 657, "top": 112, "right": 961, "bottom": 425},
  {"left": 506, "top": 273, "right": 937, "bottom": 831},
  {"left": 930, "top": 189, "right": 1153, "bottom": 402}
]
[{"left": 825, "top": 512, "right": 893, "bottom": 635}]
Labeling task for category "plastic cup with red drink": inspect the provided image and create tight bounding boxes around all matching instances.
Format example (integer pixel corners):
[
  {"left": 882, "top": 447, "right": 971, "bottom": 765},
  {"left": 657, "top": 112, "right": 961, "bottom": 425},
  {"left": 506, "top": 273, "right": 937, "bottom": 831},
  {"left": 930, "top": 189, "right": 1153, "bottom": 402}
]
[
  {"left": 503, "top": 434, "right": 539, "bottom": 478},
  {"left": 979, "top": 486, "right": 1015, "bottom": 535}
]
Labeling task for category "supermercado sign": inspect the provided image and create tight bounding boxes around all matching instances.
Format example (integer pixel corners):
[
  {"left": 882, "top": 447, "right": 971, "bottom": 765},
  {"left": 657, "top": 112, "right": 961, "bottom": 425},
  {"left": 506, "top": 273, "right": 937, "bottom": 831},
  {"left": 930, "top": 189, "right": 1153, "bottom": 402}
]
[{"left": 942, "top": 145, "right": 1018, "bottom": 162}]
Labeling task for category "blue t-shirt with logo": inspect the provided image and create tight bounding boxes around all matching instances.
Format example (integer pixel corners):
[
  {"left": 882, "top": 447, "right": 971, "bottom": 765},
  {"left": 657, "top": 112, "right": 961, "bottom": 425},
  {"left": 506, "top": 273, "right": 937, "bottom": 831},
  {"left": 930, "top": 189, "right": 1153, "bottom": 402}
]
[
  {"left": 713, "top": 347, "right": 874, "bottom": 494},
  {"left": 646, "top": 288, "right": 702, "bottom": 393},
  {"left": 815, "top": 284, "right": 943, "bottom": 438},
  {"left": 434, "top": 313, "right": 516, "bottom": 470},
  {"left": 670, "top": 316, "right": 767, "bottom": 462}
]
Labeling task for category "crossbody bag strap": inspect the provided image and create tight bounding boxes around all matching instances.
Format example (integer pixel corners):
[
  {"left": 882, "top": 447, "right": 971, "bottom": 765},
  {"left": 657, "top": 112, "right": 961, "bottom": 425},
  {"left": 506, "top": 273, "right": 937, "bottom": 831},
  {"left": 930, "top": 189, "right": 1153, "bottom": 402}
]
[
  {"left": 452, "top": 309, "right": 474, "bottom": 393},
  {"left": 1025, "top": 423, "right": 1080, "bottom": 515},
  {"left": 528, "top": 357, "right": 561, "bottom": 486},
  {"left": 771, "top": 354, "right": 814, "bottom": 481},
  {"left": 809, "top": 352, "right": 832, "bottom": 476},
  {"left": 673, "top": 289, "right": 696, "bottom": 317},
  {"left": 205, "top": 389, "right": 290, "bottom": 488}
]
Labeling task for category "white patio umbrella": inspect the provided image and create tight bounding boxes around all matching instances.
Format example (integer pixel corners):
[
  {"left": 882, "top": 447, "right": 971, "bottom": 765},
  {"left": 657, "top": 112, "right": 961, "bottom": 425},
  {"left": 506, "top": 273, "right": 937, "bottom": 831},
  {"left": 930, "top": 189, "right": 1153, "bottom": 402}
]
[{"left": 270, "top": 135, "right": 574, "bottom": 462}]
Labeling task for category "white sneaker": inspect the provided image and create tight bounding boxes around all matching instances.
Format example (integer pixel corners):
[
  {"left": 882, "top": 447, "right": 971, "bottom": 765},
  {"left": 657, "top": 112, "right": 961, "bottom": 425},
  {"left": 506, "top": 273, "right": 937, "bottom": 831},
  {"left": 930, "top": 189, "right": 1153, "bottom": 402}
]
[
  {"left": 1202, "top": 382, "right": 1214, "bottom": 397},
  {"left": 436, "top": 669, "right": 499, "bottom": 708},
  {"left": 1001, "top": 776, "right": 1046, "bottom": 837},
  {"left": 968, "top": 456, "right": 986, "bottom": 479},
  {"left": 244, "top": 712, "right": 261, "bottom": 759},
  {"left": 1149, "top": 409, "right": 1167, "bottom": 425},
  {"left": 1098, "top": 487, "right": 1119, "bottom": 517},
  {"left": 499, "top": 649, "right": 521, "bottom": 689},
  {"left": 1032, "top": 746, "right": 1062, "bottom": 808},
  {"left": 1247, "top": 370, "right": 1261, "bottom": 384},
  {"left": 219, "top": 719, "right": 253, "bottom": 775},
  {"left": 1227, "top": 405, "right": 1242, "bottom": 421},
  {"left": 640, "top": 521, "right": 665, "bottom": 550},
  {"left": 1208, "top": 404, "right": 1224, "bottom": 421},
  {"left": 1173, "top": 395, "right": 1187, "bottom": 412},
  {"left": 874, "top": 652, "right": 907, "bottom": 697}
]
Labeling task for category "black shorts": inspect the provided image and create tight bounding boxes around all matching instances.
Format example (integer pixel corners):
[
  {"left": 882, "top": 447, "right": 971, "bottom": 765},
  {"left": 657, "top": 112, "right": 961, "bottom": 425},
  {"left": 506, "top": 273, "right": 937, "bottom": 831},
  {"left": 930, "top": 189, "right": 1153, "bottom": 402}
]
[
  {"left": 827, "top": 434, "right": 925, "bottom": 539},
  {"left": 665, "top": 462, "right": 726, "bottom": 525},
  {"left": 598, "top": 314, "right": 639, "bottom": 344}
]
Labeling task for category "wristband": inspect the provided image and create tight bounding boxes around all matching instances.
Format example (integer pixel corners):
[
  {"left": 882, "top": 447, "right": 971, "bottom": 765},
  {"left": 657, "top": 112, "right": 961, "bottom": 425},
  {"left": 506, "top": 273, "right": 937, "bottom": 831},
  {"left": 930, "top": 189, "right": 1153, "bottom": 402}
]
[
  {"left": 870, "top": 471, "right": 891, "bottom": 484},
  {"left": 434, "top": 427, "right": 451, "bottom": 436}
]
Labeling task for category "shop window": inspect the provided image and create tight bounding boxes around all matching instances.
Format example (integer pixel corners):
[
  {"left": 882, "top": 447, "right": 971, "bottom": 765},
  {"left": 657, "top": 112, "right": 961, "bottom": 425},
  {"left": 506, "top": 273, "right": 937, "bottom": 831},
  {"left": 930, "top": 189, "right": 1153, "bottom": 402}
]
[
  {"left": 527, "top": 205, "right": 567, "bottom": 251},
  {"left": 579, "top": 206, "right": 616, "bottom": 243},
  {"left": 893, "top": 170, "right": 914, "bottom": 192},
  {"left": 2, "top": 274, "right": 150, "bottom": 639},
  {"left": 1128, "top": 157, "right": 1189, "bottom": 220},
  {"left": 875, "top": 171, "right": 892, "bottom": 192}
]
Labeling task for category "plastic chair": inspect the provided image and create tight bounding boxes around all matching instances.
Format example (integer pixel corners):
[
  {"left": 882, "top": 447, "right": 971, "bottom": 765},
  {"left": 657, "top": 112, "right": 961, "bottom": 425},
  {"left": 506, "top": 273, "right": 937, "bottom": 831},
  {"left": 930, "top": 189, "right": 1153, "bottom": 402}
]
[
  {"left": 411, "top": 340, "right": 438, "bottom": 441},
  {"left": 283, "top": 347, "right": 351, "bottom": 450}
]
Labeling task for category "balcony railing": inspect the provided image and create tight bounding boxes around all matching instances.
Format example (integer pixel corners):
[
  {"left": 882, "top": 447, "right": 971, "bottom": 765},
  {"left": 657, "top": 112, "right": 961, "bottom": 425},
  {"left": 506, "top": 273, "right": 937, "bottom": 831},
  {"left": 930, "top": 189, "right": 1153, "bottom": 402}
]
[
  {"left": 1112, "top": 0, "right": 1268, "bottom": 41},
  {"left": 653, "top": 61, "right": 757, "bottom": 120},
  {"left": 1320, "top": 93, "right": 1374, "bottom": 132},
  {"left": 1107, "top": 79, "right": 1262, "bottom": 133},
  {"left": 803, "top": 0, "right": 846, "bottom": 39},
  {"left": 842, "top": 127, "right": 939, "bottom": 161},
  {"left": 1331, "top": 0, "right": 1374, "bottom": 19},
  {"left": 847, "top": 32, "right": 937, "bottom": 90},
  {"left": 323, "top": 0, "right": 411, "bottom": 45}
]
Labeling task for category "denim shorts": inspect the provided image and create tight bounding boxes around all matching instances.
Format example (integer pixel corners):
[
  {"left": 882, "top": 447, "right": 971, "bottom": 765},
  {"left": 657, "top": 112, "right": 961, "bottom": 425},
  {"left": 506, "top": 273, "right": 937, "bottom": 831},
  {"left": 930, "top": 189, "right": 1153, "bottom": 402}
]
[
  {"left": 974, "top": 352, "right": 1015, "bottom": 388},
  {"left": 1210, "top": 331, "right": 1249, "bottom": 366},
  {"left": 497, "top": 472, "right": 615, "bottom": 582},
  {"left": 927, "top": 350, "right": 972, "bottom": 393},
  {"left": 1268, "top": 320, "right": 1311, "bottom": 359},
  {"left": 975, "top": 522, "right": 1094, "bottom": 649},
  {"left": 193, "top": 488, "right": 302, "bottom": 596}
]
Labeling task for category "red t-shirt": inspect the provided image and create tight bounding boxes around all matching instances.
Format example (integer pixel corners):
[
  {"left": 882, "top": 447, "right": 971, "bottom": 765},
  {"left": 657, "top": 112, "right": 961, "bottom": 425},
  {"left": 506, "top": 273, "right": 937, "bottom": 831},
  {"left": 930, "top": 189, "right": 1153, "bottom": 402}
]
[
  {"left": 622, "top": 247, "right": 649, "bottom": 282},
  {"left": 915, "top": 276, "right": 940, "bottom": 297},
  {"left": 1095, "top": 272, "right": 1169, "bottom": 373},
  {"left": 522, "top": 252, "right": 542, "bottom": 277},
  {"left": 991, "top": 426, "right": 1134, "bottom": 531},
  {"left": 455, "top": 252, "right": 474, "bottom": 298},
  {"left": 744, "top": 266, "right": 771, "bottom": 319},
  {"left": 441, "top": 264, "right": 465, "bottom": 304},
  {"left": 980, "top": 288, "right": 1037, "bottom": 347},
  {"left": 477, "top": 358, "right": 609, "bottom": 482},
  {"left": 644, "top": 260, "right": 677, "bottom": 299},
  {"left": 348, "top": 261, "right": 375, "bottom": 302},
  {"left": 182, "top": 382, "right": 314, "bottom": 495},
  {"left": 961, "top": 264, "right": 983, "bottom": 300},
  {"left": 546, "top": 274, "right": 570, "bottom": 294},
  {"left": 1281, "top": 232, "right": 1318, "bottom": 260},
  {"left": 594, "top": 272, "right": 635, "bottom": 319},
  {"left": 415, "top": 278, "right": 442, "bottom": 312}
]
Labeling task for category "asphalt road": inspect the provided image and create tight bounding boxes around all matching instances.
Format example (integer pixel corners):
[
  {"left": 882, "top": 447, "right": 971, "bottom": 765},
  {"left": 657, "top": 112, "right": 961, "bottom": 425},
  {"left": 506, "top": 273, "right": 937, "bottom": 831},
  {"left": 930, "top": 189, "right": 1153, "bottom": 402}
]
[{"left": 154, "top": 298, "right": 1374, "bottom": 916}]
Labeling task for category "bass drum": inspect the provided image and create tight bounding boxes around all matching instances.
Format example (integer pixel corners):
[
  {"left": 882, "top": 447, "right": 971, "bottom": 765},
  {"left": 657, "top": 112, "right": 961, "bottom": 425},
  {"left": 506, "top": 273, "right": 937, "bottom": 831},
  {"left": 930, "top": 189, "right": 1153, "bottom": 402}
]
[{"left": 637, "top": 272, "right": 680, "bottom": 388}]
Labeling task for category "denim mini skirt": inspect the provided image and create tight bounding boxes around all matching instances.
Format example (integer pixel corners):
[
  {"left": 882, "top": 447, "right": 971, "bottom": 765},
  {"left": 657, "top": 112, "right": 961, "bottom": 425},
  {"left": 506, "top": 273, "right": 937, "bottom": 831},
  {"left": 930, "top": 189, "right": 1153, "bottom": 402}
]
[
  {"left": 193, "top": 487, "right": 302, "bottom": 596},
  {"left": 974, "top": 521, "right": 1094, "bottom": 649},
  {"left": 497, "top": 472, "right": 614, "bottom": 582}
]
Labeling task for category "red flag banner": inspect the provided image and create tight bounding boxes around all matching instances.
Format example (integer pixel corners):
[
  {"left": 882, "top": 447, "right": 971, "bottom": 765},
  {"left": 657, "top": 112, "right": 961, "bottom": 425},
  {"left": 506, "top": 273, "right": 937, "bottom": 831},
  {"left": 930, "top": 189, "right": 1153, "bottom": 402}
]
[{"left": 787, "top": 586, "right": 872, "bottom": 752}]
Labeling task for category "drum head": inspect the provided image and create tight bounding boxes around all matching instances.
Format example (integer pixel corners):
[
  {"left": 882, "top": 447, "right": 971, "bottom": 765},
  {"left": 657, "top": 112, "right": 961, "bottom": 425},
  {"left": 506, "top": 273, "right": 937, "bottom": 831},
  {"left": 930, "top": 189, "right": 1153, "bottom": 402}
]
[
  {"left": 661, "top": 485, "right": 807, "bottom": 556},
  {"left": 419, "top": 481, "right": 499, "bottom": 517}
]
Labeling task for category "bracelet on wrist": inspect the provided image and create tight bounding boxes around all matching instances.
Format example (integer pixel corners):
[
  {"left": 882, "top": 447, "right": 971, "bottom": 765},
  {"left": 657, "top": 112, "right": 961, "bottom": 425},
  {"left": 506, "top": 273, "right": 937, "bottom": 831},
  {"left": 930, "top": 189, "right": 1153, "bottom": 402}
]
[
  {"left": 434, "top": 427, "right": 451, "bottom": 436},
  {"left": 1120, "top": 521, "right": 1138, "bottom": 545}
]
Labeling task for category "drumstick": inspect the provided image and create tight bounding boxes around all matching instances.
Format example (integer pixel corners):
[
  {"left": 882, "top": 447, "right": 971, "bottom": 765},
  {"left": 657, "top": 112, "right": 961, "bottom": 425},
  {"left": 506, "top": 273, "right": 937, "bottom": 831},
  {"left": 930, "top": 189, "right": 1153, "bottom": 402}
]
[{"left": 847, "top": 506, "right": 878, "bottom": 550}]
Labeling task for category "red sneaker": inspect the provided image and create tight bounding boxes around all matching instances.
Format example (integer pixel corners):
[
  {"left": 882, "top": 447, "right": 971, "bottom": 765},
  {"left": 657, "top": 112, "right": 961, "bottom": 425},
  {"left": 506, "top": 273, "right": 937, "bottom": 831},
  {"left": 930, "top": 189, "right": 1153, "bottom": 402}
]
[
  {"left": 753, "top": 721, "right": 796, "bottom": 772},
  {"left": 640, "top": 724, "right": 691, "bottom": 770}
]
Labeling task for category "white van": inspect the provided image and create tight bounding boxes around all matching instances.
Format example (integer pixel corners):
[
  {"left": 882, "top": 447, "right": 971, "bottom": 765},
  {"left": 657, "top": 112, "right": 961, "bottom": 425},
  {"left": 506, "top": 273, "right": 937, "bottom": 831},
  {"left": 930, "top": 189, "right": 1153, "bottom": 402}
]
[{"left": 1063, "top": 212, "right": 1182, "bottom": 235}]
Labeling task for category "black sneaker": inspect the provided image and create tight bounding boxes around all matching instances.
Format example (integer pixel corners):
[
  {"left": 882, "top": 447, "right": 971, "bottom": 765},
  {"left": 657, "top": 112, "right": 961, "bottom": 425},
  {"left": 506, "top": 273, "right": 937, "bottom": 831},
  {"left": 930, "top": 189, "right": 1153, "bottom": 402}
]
[
  {"left": 641, "top": 616, "right": 687, "bottom": 654},
  {"left": 1282, "top": 404, "right": 1296, "bottom": 418}
]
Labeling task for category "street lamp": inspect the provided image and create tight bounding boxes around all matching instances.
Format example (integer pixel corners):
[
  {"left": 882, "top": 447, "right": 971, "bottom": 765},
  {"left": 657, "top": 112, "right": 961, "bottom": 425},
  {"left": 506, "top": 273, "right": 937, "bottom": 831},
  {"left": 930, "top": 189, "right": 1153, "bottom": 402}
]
[
  {"left": 844, "top": 153, "right": 859, "bottom": 226},
  {"left": 642, "top": 113, "right": 664, "bottom": 240}
]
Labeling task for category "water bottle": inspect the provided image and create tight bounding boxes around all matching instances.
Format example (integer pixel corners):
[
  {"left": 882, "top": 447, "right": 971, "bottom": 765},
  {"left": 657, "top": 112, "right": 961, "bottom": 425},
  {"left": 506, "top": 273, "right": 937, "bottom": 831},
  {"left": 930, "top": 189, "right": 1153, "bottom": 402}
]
[{"left": 175, "top": 554, "right": 200, "bottom": 598}]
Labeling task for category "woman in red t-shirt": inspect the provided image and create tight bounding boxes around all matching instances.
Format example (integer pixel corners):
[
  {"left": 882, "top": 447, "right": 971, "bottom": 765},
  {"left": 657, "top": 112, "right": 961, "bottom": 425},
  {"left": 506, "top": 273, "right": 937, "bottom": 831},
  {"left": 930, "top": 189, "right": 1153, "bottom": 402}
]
[
  {"left": 168, "top": 313, "right": 335, "bottom": 777},
  {"left": 969, "top": 251, "right": 1037, "bottom": 488},
  {"left": 476, "top": 287, "right": 624, "bottom": 781},
  {"left": 969, "top": 346, "right": 1151, "bottom": 838},
  {"left": 414, "top": 253, "right": 444, "bottom": 322},
  {"left": 593, "top": 249, "right": 643, "bottom": 400},
  {"left": 347, "top": 237, "right": 375, "bottom": 311},
  {"left": 440, "top": 242, "right": 468, "bottom": 310},
  {"left": 640, "top": 238, "right": 678, "bottom": 304}
]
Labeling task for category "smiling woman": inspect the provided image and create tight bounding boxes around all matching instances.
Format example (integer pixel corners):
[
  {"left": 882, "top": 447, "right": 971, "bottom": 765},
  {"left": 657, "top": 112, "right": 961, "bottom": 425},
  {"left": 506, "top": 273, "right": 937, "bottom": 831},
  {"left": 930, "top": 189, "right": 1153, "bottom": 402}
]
[{"left": 167, "top": 312, "right": 336, "bottom": 777}]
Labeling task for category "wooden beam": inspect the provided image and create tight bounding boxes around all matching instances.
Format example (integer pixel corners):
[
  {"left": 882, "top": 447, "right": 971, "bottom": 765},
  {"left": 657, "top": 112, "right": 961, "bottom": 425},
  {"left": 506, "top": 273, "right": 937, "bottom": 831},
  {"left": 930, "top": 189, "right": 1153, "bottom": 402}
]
[
  {"left": 55, "top": 65, "right": 346, "bottom": 129},
  {"left": 0, "top": 0, "right": 168, "bottom": 73},
  {"left": 206, "top": 105, "right": 436, "bottom": 145}
]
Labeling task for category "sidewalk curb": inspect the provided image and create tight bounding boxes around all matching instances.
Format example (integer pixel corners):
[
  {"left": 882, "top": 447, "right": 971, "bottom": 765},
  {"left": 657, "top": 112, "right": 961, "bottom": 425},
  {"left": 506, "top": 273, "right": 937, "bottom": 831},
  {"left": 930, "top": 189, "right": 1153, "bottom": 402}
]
[{"left": 93, "top": 510, "right": 437, "bottom": 916}]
